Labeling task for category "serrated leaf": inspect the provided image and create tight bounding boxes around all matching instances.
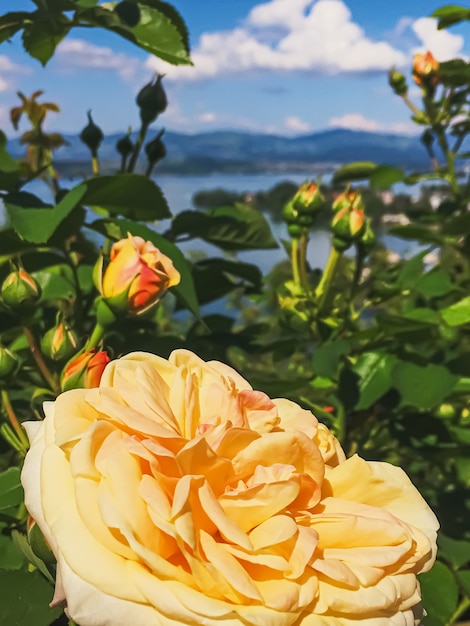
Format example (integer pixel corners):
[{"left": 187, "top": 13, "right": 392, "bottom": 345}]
[
  {"left": 22, "top": 12, "right": 71, "bottom": 65},
  {"left": 168, "top": 205, "right": 278, "bottom": 251},
  {"left": 0, "top": 12, "right": 31, "bottom": 44},
  {"left": 82, "top": 174, "right": 171, "bottom": 220},
  {"left": 420, "top": 562, "right": 458, "bottom": 626},
  {"left": 6, "top": 185, "right": 86, "bottom": 243}
]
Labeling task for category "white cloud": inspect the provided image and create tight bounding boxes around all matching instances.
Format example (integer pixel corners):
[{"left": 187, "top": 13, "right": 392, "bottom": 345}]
[
  {"left": 0, "top": 55, "right": 30, "bottom": 93},
  {"left": 147, "top": 0, "right": 406, "bottom": 80},
  {"left": 329, "top": 113, "right": 417, "bottom": 135},
  {"left": 412, "top": 17, "right": 464, "bottom": 61},
  {"left": 55, "top": 39, "right": 141, "bottom": 83},
  {"left": 284, "top": 115, "right": 312, "bottom": 133},
  {"left": 199, "top": 112, "right": 216, "bottom": 123}
]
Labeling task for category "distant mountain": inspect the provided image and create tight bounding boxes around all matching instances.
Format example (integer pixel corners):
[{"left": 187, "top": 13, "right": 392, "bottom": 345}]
[{"left": 6, "top": 128, "right": 430, "bottom": 175}]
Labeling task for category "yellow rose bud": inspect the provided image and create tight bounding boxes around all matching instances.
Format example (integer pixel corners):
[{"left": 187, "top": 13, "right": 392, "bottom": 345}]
[
  {"left": 98, "top": 234, "right": 180, "bottom": 316},
  {"left": 22, "top": 349, "right": 438, "bottom": 626},
  {"left": 292, "top": 181, "right": 325, "bottom": 215},
  {"left": 412, "top": 51, "right": 440, "bottom": 87}
]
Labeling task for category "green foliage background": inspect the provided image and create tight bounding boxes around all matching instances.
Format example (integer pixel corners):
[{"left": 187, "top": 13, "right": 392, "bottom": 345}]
[{"left": 0, "top": 2, "right": 470, "bottom": 625}]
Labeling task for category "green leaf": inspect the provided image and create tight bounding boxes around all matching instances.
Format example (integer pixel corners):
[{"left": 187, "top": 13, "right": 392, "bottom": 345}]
[
  {"left": 6, "top": 185, "right": 86, "bottom": 243},
  {"left": 456, "top": 569, "right": 470, "bottom": 596},
  {"left": 138, "top": 0, "right": 190, "bottom": 53},
  {"left": 392, "top": 362, "right": 457, "bottom": 410},
  {"left": 420, "top": 561, "right": 458, "bottom": 626},
  {"left": 95, "top": 1, "right": 191, "bottom": 65},
  {"left": 0, "top": 529, "right": 25, "bottom": 570},
  {"left": 0, "top": 467, "right": 23, "bottom": 512},
  {"left": 415, "top": 269, "right": 456, "bottom": 298},
  {"left": 389, "top": 225, "right": 446, "bottom": 245},
  {"left": 0, "top": 12, "right": 31, "bottom": 44},
  {"left": 439, "top": 534, "right": 470, "bottom": 569},
  {"left": 168, "top": 204, "right": 278, "bottom": 251},
  {"left": 454, "top": 457, "right": 470, "bottom": 486},
  {"left": 0, "top": 569, "right": 62, "bottom": 626},
  {"left": 312, "top": 339, "right": 351, "bottom": 379},
  {"left": 89, "top": 218, "right": 199, "bottom": 316},
  {"left": 0, "top": 131, "right": 20, "bottom": 173},
  {"left": 431, "top": 5, "right": 470, "bottom": 29},
  {"left": 439, "top": 59, "right": 470, "bottom": 87},
  {"left": 332, "top": 161, "right": 378, "bottom": 183},
  {"left": 22, "top": 12, "right": 71, "bottom": 65},
  {"left": 192, "top": 258, "right": 262, "bottom": 305},
  {"left": 82, "top": 174, "right": 171, "bottom": 220},
  {"left": 33, "top": 266, "right": 76, "bottom": 302},
  {"left": 441, "top": 296, "right": 470, "bottom": 326},
  {"left": 353, "top": 352, "right": 397, "bottom": 410},
  {"left": 369, "top": 165, "right": 404, "bottom": 189}
]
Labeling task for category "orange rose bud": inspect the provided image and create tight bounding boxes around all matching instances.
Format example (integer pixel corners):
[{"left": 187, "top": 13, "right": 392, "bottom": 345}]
[
  {"left": 412, "top": 51, "right": 440, "bottom": 87},
  {"left": 61, "top": 350, "right": 110, "bottom": 392},
  {"left": 98, "top": 234, "right": 181, "bottom": 315}
]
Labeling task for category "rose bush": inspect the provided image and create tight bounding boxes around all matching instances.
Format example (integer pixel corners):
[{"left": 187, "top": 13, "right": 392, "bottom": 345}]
[{"left": 21, "top": 350, "right": 438, "bottom": 626}]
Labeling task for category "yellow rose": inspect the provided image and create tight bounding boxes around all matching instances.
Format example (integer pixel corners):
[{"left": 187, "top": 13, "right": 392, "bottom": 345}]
[{"left": 22, "top": 350, "right": 438, "bottom": 626}]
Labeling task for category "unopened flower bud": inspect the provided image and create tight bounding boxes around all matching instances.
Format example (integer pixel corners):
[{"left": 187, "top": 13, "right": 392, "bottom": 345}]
[
  {"left": 136, "top": 75, "right": 167, "bottom": 125},
  {"left": 388, "top": 68, "right": 408, "bottom": 96},
  {"left": 412, "top": 51, "right": 440, "bottom": 87},
  {"left": 282, "top": 201, "right": 298, "bottom": 225},
  {"left": 27, "top": 517, "right": 55, "bottom": 564},
  {"left": 41, "top": 321, "right": 78, "bottom": 362},
  {"left": 95, "top": 234, "right": 180, "bottom": 316},
  {"left": 145, "top": 129, "right": 166, "bottom": 166},
  {"left": 292, "top": 181, "right": 325, "bottom": 215},
  {"left": 0, "top": 346, "right": 19, "bottom": 379},
  {"left": 116, "top": 129, "right": 134, "bottom": 158},
  {"left": 332, "top": 206, "right": 365, "bottom": 239},
  {"left": 61, "top": 350, "right": 110, "bottom": 392},
  {"left": 80, "top": 110, "right": 104, "bottom": 154},
  {"left": 332, "top": 189, "right": 365, "bottom": 214},
  {"left": 1, "top": 270, "right": 41, "bottom": 310},
  {"left": 358, "top": 218, "right": 376, "bottom": 254}
]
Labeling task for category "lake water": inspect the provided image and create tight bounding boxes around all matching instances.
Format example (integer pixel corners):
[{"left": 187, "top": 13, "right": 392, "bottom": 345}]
[{"left": 0, "top": 172, "right": 421, "bottom": 275}]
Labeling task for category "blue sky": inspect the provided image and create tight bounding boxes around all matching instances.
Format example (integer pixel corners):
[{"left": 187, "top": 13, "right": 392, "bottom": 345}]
[{"left": 0, "top": 0, "right": 469, "bottom": 137}]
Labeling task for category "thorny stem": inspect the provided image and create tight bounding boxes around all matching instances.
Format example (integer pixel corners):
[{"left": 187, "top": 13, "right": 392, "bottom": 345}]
[
  {"left": 1, "top": 389, "right": 29, "bottom": 450},
  {"left": 22, "top": 325, "right": 60, "bottom": 394}
]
